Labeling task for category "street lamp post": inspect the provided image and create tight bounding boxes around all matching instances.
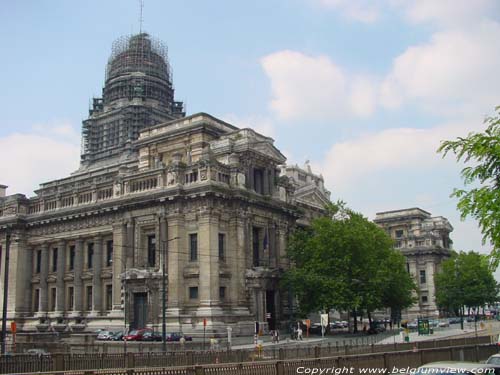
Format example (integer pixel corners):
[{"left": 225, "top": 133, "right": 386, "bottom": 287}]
[
  {"left": 1, "top": 230, "right": 11, "bottom": 355},
  {"left": 162, "top": 236, "right": 179, "bottom": 352}
]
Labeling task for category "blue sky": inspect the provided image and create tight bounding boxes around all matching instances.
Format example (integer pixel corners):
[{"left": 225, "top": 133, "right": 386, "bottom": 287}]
[{"left": 1, "top": 0, "right": 500, "bottom": 268}]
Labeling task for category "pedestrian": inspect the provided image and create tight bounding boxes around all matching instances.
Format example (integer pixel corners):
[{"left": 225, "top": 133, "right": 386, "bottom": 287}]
[
  {"left": 180, "top": 335, "right": 186, "bottom": 348},
  {"left": 275, "top": 329, "right": 280, "bottom": 343},
  {"left": 297, "top": 326, "right": 303, "bottom": 341}
]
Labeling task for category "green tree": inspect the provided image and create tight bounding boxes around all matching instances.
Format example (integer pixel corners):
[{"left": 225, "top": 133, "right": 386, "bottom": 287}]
[
  {"left": 435, "top": 251, "right": 498, "bottom": 320},
  {"left": 438, "top": 106, "right": 500, "bottom": 265},
  {"left": 283, "top": 202, "right": 416, "bottom": 332}
]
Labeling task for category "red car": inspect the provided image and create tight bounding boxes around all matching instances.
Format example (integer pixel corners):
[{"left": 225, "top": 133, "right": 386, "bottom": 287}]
[{"left": 124, "top": 328, "right": 151, "bottom": 341}]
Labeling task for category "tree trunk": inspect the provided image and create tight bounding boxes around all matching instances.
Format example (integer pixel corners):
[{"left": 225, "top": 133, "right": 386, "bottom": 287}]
[{"left": 353, "top": 309, "right": 358, "bottom": 333}]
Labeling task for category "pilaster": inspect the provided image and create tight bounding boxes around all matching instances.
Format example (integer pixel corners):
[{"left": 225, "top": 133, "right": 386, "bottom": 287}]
[{"left": 55, "top": 240, "right": 66, "bottom": 315}]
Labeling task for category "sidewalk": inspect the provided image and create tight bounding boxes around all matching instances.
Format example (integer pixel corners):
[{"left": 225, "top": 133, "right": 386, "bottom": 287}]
[
  {"left": 377, "top": 321, "right": 499, "bottom": 345},
  {"left": 231, "top": 336, "right": 326, "bottom": 349}
]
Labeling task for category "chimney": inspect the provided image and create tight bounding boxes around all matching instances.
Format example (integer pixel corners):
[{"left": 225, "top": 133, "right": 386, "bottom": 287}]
[{"left": 0, "top": 185, "right": 7, "bottom": 198}]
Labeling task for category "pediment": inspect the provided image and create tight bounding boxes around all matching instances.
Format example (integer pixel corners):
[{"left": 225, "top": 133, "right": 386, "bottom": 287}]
[
  {"left": 294, "top": 186, "right": 330, "bottom": 209},
  {"left": 253, "top": 143, "right": 287, "bottom": 164}
]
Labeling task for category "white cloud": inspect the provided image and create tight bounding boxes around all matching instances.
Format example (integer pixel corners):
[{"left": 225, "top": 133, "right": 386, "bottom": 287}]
[
  {"left": 381, "top": 21, "right": 500, "bottom": 117},
  {"left": 318, "top": 120, "right": 475, "bottom": 191},
  {"left": 404, "top": 0, "right": 500, "bottom": 28},
  {"left": 316, "top": 0, "right": 379, "bottom": 23},
  {"left": 261, "top": 50, "right": 376, "bottom": 121},
  {"left": 0, "top": 123, "right": 80, "bottom": 197}
]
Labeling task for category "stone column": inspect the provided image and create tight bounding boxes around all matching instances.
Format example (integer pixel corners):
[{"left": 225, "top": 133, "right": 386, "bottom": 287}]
[
  {"left": 198, "top": 211, "right": 220, "bottom": 309},
  {"left": 230, "top": 212, "right": 250, "bottom": 310},
  {"left": 167, "top": 215, "right": 185, "bottom": 312},
  {"left": 126, "top": 220, "right": 135, "bottom": 269},
  {"left": 92, "top": 236, "right": 103, "bottom": 314},
  {"left": 72, "top": 238, "right": 84, "bottom": 316},
  {"left": 38, "top": 243, "right": 49, "bottom": 314},
  {"left": 263, "top": 169, "right": 269, "bottom": 195},
  {"left": 111, "top": 223, "right": 126, "bottom": 312},
  {"left": 269, "top": 224, "right": 277, "bottom": 268},
  {"left": 56, "top": 240, "right": 66, "bottom": 315}
]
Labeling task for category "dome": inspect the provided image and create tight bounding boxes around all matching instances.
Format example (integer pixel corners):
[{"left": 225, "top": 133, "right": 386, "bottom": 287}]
[{"left": 105, "top": 33, "right": 172, "bottom": 83}]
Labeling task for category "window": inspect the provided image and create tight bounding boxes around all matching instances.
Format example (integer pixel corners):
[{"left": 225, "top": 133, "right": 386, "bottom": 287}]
[
  {"left": 69, "top": 246, "right": 75, "bottom": 271},
  {"left": 68, "top": 286, "right": 74, "bottom": 310},
  {"left": 219, "top": 286, "right": 226, "bottom": 300},
  {"left": 406, "top": 263, "right": 410, "bottom": 273},
  {"left": 106, "top": 240, "right": 113, "bottom": 267},
  {"left": 253, "top": 169, "right": 264, "bottom": 194},
  {"left": 147, "top": 235, "right": 156, "bottom": 267},
  {"left": 416, "top": 240, "right": 425, "bottom": 247},
  {"left": 218, "top": 233, "right": 225, "bottom": 261},
  {"left": 86, "top": 286, "right": 93, "bottom": 311},
  {"left": 185, "top": 171, "right": 198, "bottom": 183},
  {"left": 395, "top": 241, "right": 402, "bottom": 248},
  {"left": 50, "top": 288, "right": 56, "bottom": 311},
  {"left": 33, "top": 289, "right": 40, "bottom": 312},
  {"left": 87, "top": 243, "right": 94, "bottom": 269},
  {"left": 189, "top": 286, "right": 198, "bottom": 300},
  {"left": 253, "top": 227, "right": 260, "bottom": 267},
  {"left": 36, "top": 250, "right": 41, "bottom": 273},
  {"left": 422, "top": 295, "right": 428, "bottom": 304},
  {"left": 298, "top": 173, "right": 307, "bottom": 182},
  {"left": 106, "top": 285, "right": 113, "bottom": 310},
  {"left": 189, "top": 233, "right": 198, "bottom": 261},
  {"left": 52, "top": 248, "right": 58, "bottom": 272},
  {"left": 395, "top": 230, "right": 404, "bottom": 238},
  {"left": 420, "top": 270, "right": 426, "bottom": 284}
]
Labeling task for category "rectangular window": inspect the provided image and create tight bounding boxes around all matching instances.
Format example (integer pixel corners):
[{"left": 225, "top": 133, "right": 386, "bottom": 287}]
[
  {"left": 406, "top": 263, "right": 410, "bottom": 273},
  {"left": 68, "top": 286, "right": 74, "bottom": 310},
  {"left": 147, "top": 235, "right": 156, "bottom": 267},
  {"left": 395, "top": 229, "right": 404, "bottom": 238},
  {"left": 420, "top": 270, "right": 426, "bottom": 284},
  {"left": 69, "top": 246, "right": 75, "bottom": 271},
  {"left": 50, "top": 288, "right": 56, "bottom": 311},
  {"left": 33, "top": 289, "right": 40, "bottom": 312},
  {"left": 219, "top": 286, "right": 226, "bottom": 300},
  {"left": 87, "top": 243, "right": 94, "bottom": 269},
  {"left": 189, "top": 286, "right": 198, "bottom": 300},
  {"left": 106, "top": 240, "right": 113, "bottom": 267},
  {"left": 253, "top": 227, "right": 260, "bottom": 267},
  {"left": 86, "top": 285, "right": 93, "bottom": 311},
  {"left": 422, "top": 295, "right": 428, "bottom": 303},
  {"left": 189, "top": 233, "right": 198, "bottom": 261},
  {"left": 218, "top": 233, "right": 225, "bottom": 261},
  {"left": 52, "top": 248, "right": 58, "bottom": 272},
  {"left": 253, "top": 169, "right": 264, "bottom": 194},
  {"left": 106, "top": 285, "right": 113, "bottom": 310},
  {"left": 36, "top": 250, "right": 41, "bottom": 273}
]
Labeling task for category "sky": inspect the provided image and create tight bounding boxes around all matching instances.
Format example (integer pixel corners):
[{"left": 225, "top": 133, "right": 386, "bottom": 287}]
[{"left": 1, "top": 0, "right": 500, "bottom": 267}]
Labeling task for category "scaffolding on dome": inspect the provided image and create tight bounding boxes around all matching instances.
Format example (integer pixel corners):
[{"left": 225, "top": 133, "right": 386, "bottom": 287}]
[
  {"left": 105, "top": 33, "right": 173, "bottom": 83},
  {"left": 80, "top": 33, "right": 185, "bottom": 165}
]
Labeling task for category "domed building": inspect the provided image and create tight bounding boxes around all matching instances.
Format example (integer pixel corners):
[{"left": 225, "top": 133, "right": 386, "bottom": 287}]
[{"left": 0, "top": 33, "right": 330, "bottom": 335}]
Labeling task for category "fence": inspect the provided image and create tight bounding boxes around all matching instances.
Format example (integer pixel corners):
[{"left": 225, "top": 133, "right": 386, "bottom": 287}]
[
  {"left": 5, "top": 343, "right": 500, "bottom": 375},
  {"left": 0, "top": 335, "right": 494, "bottom": 374}
]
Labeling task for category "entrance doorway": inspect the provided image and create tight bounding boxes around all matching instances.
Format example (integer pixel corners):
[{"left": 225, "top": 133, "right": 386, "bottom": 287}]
[
  {"left": 266, "top": 290, "right": 276, "bottom": 330},
  {"left": 132, "top": 292, "right": 148, "bottom": 329}
]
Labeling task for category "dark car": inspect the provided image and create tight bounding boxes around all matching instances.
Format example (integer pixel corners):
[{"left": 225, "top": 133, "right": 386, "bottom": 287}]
[
  {"left": 166, "top": 332, "right": 192, "bottom": 342},
  {"left": 112, "top": 331, "right": 124, "bottom": 341},
  {"left": 142, "top": 331, "right": 162, "bottom": 342}
]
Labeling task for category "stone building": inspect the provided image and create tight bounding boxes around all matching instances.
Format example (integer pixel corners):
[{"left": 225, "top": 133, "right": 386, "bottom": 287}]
[
  {"left": 374, "top": 208, "right": 453, "bottom": 319},
  {"left": 0, "top": 33, "right": 330, "bottom": 334}
]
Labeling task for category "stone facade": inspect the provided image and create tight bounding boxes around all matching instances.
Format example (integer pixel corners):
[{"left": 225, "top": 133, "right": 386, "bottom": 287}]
[
  {"left": 0, "top": 33, "right": 330, "bottom": 335},
  {"left": 374, "top": 208, "right": 453, "bottom": 319}
]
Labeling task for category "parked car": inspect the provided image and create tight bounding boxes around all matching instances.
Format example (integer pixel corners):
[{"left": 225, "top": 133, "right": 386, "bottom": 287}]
[
  {"left": 166, "top": 332, "right": 192, "bottom": 342},
  {"left": 407, "top": 320, "right": 418, "bottom": 330},
  {"left": 448, "top": 317, "right": 461, "bottom": 324},
  {"left": 438, "top": 320, "right": 450, "bottom": 327},
  {"left": 112, "top": 331, "right": 124, "bottom": 341},
  {"left": 309, "top": 323, "right": 323, "bottom": 334},
  {"left": 25, "top": 349, "right": 50, "bottom": 356},
  {"left": 486, "top": 354, "right": 500, "bottom": 366},
  {"left": 124, "top": 328, "right": 151, "bottom": 341},
  {"left": 142, "top": 331, "right": 162, "bottom": 341},
  {"left": 367, "top": 322, "right": 386, "bottom": 335},
  {"left": 96, "top": 330, "right": 115, "bottom": 340}
]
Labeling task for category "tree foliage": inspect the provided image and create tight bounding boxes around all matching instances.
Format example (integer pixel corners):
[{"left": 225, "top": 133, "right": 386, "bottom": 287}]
[
  {"left": 438, "top": 106, "right": 500, "bottom": 266},
  {"left": 283, "top": 202, "right": 416, "bottom": 324},
  {"left": 435, "top": 251, "right": 498, "bottom": 314}
]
